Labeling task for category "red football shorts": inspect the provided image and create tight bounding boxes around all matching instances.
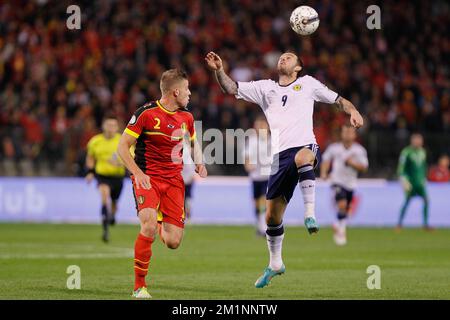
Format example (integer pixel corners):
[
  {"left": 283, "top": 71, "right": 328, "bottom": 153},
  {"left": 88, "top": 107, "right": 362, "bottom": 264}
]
[{"left": 131, "top": 175, "right": 185, "bottom": 228}]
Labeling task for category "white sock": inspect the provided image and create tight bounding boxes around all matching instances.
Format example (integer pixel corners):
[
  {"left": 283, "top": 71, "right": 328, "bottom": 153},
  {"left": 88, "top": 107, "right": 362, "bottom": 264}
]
[
  {"left": 258, "top": 213, "right": 266, "bottom": 234},
  {"left": 298, "top": 164, "right": 316, "bottom": 219},
  {"left": 338, "top": 219, "right": 347, "bottom": 234},
  {"left": 266, "top": 233, "right": 284, "bottom": 270}
]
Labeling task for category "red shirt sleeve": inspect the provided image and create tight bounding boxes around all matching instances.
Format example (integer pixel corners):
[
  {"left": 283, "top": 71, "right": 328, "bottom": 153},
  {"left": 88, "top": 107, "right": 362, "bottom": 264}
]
[{"left": 125, "top": 108, "right": 149, "bottom": 138}]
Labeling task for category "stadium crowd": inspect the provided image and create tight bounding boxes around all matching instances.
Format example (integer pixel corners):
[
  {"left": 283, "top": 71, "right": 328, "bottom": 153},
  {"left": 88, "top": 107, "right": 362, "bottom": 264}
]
[{"left": 0, "top": 0, "right": 449, "bottom": 177}]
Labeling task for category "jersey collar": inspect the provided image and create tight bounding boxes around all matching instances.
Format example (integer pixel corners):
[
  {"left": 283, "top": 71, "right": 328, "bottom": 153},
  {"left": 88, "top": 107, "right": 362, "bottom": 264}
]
[
  {"left": 277, "top": 77, "right": 299, "bottom": 87},
  {"left": 156, "top": 100, "right": 177, "bottom": 115}
]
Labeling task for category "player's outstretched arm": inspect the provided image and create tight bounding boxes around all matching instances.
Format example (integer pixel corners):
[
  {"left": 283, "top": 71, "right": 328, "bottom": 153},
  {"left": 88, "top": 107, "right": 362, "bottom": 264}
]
[
  {"left": 117, "top": 133, "right": 151, "bottom": 189},
  {"left": 85, "top": 153, "right": 95, "bottom": 184},
  {"left": 191, "top": 138, "right": 207, "bottom": 178},
  {"left": 205, "top": 51, "right": 238, "bottom": 95},
  {"left": 335, "top": 97, "right": 364, "bottom": 128}
]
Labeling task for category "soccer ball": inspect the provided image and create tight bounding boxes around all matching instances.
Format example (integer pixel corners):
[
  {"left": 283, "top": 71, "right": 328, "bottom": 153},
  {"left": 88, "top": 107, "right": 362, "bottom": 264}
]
[{"left": 289, "top": 6, "right": 320, "bottom": 36}]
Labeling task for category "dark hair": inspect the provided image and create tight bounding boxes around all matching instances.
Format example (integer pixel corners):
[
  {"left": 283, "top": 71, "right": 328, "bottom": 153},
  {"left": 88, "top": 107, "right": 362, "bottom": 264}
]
[{"left": 103, "top": 114, "right": 117, "bottom": 122}]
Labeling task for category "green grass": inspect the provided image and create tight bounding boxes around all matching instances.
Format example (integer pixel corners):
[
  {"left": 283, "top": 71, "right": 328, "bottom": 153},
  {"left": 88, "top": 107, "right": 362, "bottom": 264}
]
[{"left": 0, "top": 223, "right": 449, "bottom": 299}]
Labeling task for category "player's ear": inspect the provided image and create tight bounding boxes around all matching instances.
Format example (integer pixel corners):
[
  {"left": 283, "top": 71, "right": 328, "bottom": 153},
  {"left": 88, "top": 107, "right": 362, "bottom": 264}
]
[
  {"left": 294, "top": 65, "right": 302, "bottom": 73},
  {"left": 174, "top": 89, "right": 179, "bottom": 97}
]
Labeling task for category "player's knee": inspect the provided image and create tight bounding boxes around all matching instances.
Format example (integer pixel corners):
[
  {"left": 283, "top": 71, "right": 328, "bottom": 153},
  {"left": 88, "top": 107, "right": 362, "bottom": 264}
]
[
  {"left": 165, "top": 238, "right": 181, "bottom": 249},
  {"left": 140, "top": 223, "right": 156, "bottom": 238},
  {"left": 294, "top": 149, "right": 314, "bottom": 167},
  {"left": 139, "top": 210, "right": 157, "bottom": 237}
]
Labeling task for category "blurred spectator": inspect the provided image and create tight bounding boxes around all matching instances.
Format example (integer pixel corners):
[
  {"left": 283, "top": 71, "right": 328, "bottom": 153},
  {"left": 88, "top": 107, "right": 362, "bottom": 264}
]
[
  {"left": 0, "top": 0, "right": 449, "bottom": 176},
  {"left": 428, "top": 155, "right": 450, "bottom": 182}
]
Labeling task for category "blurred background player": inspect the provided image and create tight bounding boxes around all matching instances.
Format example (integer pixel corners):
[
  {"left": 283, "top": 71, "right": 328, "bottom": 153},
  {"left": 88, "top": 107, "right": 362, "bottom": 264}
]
[
  {"left": 205, "top": 51, "right": 364, "bottom": 288},
  {"left": 321, "top": 124, "right": 368, "bottom": 246},
  {"left": 85, "top": 116, "right": 125, "bottom": 242},
  {"left": 243, "top": 116, "right": 272, "bottom": 237},
  {"left": 182, "top": 139, "right": 196, "bottom": 221},
  {"left": 397, "top": 133, "right": 431, "bottom": 231},
  {"left": 117, "top": 69, "right": 207, "bottom": 299},
  {"left": 428, "top": 154, "right": 450, "bottom": 183}
]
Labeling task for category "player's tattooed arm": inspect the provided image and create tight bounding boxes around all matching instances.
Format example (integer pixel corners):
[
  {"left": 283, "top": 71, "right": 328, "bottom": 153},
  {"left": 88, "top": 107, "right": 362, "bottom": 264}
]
[
  {"left": 205, "top": 51, "right": 238, "bottom": 95},
  {"left": 215, "top": 69, "right": 238, "bottom": 95},
  {"left": 335, "top": 96, "right": 364, "bottom": 128}
]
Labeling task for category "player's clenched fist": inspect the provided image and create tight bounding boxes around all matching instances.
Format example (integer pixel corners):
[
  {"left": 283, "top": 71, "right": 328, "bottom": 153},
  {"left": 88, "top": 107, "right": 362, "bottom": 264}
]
[
  {"left": 134, "top": 170, "right": 151, "bottom": 190},
  {"left": 350, "top": 110, "right": 364, "bottom": 129},
  {"left": 205, "top": 52, "right": 223, "bottom": 71},
  {"left": 195, "top": 164, "right": 208, "bottom": 178}
]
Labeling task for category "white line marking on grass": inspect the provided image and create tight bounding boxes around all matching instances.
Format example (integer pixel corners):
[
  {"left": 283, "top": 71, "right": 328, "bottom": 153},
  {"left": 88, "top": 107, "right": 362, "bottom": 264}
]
[{"left": 0, "top": 251, "right": 133, "bottom": 260}]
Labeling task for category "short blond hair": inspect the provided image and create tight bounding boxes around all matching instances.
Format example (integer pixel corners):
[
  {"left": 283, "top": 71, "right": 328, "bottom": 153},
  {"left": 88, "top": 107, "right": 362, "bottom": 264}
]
[{"left": 160, "top": 69, "right": 188, "bottom": 94}]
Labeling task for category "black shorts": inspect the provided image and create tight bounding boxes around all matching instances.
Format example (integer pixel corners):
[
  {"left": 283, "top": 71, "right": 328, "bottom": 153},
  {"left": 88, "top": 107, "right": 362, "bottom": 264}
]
[
  {"left": 266, "top": 144, "right": 321, "bottom": 203},
  {"left": 185, "top": 182, "right": 193, "bottom": 199},
  {"left": 332, "top": 184, "right": 354, "bottom": 205},
  {"left": 252, "top": 180, "right": 268, "bottom": 199},
  {"left": 96, "top": 175, "right": 124, "bottom": 201}
]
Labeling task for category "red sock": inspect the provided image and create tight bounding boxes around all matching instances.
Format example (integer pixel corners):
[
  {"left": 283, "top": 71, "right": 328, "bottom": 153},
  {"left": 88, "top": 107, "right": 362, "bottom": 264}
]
[{"left": 134, "top": 233, "right": 154, "bottom": 291}]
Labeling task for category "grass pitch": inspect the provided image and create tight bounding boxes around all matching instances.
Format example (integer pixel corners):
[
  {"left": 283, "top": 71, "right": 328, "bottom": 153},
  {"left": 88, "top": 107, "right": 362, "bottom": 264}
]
[{"left": 0, "top": 223, "right": 449, "bottom": 300}]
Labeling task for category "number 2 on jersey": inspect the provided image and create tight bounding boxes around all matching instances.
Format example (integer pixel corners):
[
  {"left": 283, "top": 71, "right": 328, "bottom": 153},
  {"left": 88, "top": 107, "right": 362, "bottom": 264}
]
[
  {"left": 154, "top": 117, "right": 161, "bottom": 129},
  {"left": 281, "top": 95, "right": 288, "bottom": 107}
]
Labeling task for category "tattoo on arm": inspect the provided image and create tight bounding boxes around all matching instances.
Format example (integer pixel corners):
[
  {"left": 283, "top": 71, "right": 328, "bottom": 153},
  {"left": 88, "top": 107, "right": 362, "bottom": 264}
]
[
  {"left": 335, "top": 96, "right": 356, "bottom": 114},
  {"left": 215, "top": 69, "right": 238, "bottom": 95},
  {"left": 335, "top": 96, "right": 344, "bottom": 110}
]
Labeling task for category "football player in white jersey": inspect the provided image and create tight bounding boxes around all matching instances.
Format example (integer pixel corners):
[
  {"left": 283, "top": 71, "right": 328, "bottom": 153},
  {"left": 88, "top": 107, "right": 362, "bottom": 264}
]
[
  {"left": 243, "top": 116, "right": 272, "bottom": 237},
  {"left": 205, "top": 51, "right": 364, "bottom": 288},
  {"left": 321, "top": 124, "right": 369, "bottom": 246}
]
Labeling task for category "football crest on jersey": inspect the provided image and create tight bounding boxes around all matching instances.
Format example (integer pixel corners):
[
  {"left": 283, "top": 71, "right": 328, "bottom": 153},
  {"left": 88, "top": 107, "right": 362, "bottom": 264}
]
[
  {"left": 138, "top": 195, "right": 145, "bottom": 205},
  {"left": 293, "top": 84, "right": 301, "bottom": 91}
]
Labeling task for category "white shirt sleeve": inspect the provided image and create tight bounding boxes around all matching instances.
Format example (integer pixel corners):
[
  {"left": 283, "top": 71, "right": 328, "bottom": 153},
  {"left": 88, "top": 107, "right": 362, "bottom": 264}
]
[
  {"left": 235, "top": 80, "right": 267, "bottom": 106},
  {"left": 309, "top": 76, "right": 339, "bottom": 104},
  {"left": 322, "top": 144, "right": 335, "bottom": 162},
  {"left": 356, "top": 146, "right": 369, "bottom": 168}
]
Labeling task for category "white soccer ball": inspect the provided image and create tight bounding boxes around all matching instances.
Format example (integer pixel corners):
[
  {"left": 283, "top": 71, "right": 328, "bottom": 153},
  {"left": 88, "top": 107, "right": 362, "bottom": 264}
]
[{"left": 289, "top": 6, "right": 320, "bottom": 36}]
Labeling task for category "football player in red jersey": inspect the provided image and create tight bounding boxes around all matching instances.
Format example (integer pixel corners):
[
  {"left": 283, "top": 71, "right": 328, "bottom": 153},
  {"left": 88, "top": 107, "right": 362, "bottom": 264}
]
[{"left": 117, "top": 69, "right": 207, "bottom": 298}]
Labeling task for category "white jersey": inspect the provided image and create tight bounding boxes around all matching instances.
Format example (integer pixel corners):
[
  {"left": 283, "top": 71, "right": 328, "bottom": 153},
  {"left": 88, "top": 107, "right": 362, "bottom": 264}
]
[
  {"left": 182, "top": 140, "right": 196, "bottom": 185},
  {"left": 236, "top": 75, "right": 339, "bottom": 155},
  {"left": 322, "top": 142, "right": 369, "bottom": 190},
  {"left": 242, "top": 133, "right": 272, "bottom": 181}
]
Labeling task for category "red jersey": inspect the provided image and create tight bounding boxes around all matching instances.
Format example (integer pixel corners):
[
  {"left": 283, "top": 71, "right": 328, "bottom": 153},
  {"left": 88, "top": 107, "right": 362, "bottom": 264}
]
[
  {"left": 125, "top": 100, "right": 196, "bottom": 178},
  {"left": 428, "top": 166, "right": 450, "bottom": 182}
]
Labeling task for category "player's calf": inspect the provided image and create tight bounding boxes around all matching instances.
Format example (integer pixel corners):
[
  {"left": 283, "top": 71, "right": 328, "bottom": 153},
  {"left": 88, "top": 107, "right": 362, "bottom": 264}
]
[{"left": 295, "top": 148, "right": 319, "bottom": 234}]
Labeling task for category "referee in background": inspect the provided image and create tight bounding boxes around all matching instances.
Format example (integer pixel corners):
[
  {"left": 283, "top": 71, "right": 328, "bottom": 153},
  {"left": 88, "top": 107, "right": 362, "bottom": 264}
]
[{"left": 86, "top": 116, "right": 126, "bottom": 242}]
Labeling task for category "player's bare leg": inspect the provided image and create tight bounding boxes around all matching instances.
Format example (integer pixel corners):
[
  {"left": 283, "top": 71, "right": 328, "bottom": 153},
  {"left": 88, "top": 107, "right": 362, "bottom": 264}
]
[
  {"left": 132, "top": 207, "right": 158, "bottom": 299},
  {"left": 333, "top": 199, "right": 348, "bottom": 245},
  {"left": 98, "top": 184, "right": 111, "bottom": 242},
  {"left": 255, "top": 196, "right": 287, "bottom": 288},
  {"left": 294, "top": 148, "right": 319, "bottom": 234},
  {"left": 256, "top": 196, "right": 267, "bottom": 237},
  {"left": 160, "top": 222, "right": 184, "bottom": 249}
]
